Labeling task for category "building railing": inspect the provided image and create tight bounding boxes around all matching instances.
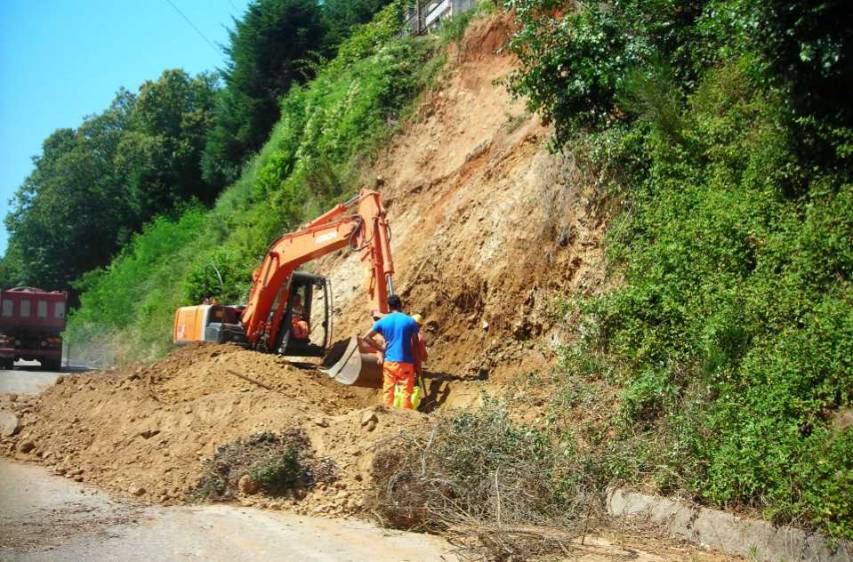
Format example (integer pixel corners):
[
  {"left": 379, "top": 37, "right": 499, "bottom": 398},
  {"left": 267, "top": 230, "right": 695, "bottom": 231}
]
[
  {"left": 403, "top": 0, "right": 478, "bottom": 36},
  {"left": 425, "top": 0, "right": 452, "bottom": 29}
]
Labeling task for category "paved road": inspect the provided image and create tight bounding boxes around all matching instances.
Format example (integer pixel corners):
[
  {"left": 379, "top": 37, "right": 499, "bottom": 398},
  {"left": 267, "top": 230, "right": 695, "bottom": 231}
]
[
  {"left": 0, "top": 359, "right": 91, "bottom": 395},
  {"left": 0, "top": 460, "right": 458, "bottom": 562},
  {"left": 0, "top": 368, "right": 62, "bottom": 396}
]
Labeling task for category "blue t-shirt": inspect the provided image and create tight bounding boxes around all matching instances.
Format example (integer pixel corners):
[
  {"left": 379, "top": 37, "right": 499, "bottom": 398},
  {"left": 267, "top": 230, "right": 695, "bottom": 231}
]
[{"left": 372, "top": 311, "right": 420, "bottom": 363}]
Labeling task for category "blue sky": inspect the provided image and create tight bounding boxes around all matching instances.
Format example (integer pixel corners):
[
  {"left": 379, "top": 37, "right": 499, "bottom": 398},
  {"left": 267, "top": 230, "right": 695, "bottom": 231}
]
[{"left": 0, "top": 0, "right": 252, "bottom": 255}]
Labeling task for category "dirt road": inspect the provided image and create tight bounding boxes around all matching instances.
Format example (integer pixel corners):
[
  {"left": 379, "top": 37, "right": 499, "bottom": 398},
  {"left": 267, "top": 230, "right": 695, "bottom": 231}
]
[{"left": 0, "top": 459, "right": 457, "bottom": 562}]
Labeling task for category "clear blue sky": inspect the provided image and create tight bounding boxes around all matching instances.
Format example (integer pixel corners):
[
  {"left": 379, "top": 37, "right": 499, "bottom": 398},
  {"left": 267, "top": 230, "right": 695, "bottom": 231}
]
[{"left": 0, "top": 0, "right": 253, "bottom": 256}]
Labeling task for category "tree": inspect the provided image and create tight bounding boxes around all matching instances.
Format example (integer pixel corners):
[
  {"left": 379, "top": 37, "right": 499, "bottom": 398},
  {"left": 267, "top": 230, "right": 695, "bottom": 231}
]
[
  {"left": 3, "top": 97, "right": 133, "bottom": 289},
  {"left": 116, "top": 69, "right": 217, "bottom": 218},
  {"left": 201, "top": 0, "right": 327, "bottom": 189},
  {"left": 3, "top": 70, "right": 217, "bottom": 291}
]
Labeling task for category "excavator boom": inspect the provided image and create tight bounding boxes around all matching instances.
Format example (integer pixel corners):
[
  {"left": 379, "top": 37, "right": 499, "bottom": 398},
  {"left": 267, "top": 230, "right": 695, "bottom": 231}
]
[{"left": 240, "top": 189, "right": 394, "bottom": 350}]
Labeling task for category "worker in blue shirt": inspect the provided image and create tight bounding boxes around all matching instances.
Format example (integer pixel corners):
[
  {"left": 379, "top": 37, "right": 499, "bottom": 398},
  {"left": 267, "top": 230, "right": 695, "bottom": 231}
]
[{"left": 363, "top": 294, "right": 420, "bottom": 409}]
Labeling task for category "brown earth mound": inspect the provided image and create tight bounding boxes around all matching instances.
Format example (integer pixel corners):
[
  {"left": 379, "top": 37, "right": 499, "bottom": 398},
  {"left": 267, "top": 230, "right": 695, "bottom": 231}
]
[{"left": 1, "top": 345, "right": 429, "bottom": 516}]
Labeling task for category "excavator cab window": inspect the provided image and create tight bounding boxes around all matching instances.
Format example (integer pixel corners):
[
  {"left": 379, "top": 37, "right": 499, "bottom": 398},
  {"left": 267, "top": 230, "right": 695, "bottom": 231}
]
[{"left": 277, "top": 272, "right": 332, "bottom": 358}]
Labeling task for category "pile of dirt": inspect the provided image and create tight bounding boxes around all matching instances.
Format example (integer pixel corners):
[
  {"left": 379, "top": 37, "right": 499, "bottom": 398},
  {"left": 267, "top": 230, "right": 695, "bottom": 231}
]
[{"left": 1, "top": 344, "right": 430, "bottom": 516}]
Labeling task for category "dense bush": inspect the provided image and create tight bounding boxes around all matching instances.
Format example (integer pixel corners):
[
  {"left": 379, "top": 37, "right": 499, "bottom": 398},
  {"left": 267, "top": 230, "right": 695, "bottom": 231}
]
[
  {"left": 508, "top": 0, "right": 852, "bottom": 540},
  {"left": 588, "top": 64, "right": 852, "bottom": 538}
]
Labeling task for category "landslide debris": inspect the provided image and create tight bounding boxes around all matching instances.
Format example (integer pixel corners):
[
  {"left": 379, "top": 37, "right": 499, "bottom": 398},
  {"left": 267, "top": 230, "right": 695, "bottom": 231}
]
[
  {"left": 1, "top": 344, "right": 430, "bottom": 517},
  {"left": 321, "top": 14, "right": 609, "bottom": 396}
]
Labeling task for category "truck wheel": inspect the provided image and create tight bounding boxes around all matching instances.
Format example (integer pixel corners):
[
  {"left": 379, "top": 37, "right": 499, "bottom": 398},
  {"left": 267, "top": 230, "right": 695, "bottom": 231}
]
[{"left": 0, "top": 359, "right": 13, "bottom": 370}]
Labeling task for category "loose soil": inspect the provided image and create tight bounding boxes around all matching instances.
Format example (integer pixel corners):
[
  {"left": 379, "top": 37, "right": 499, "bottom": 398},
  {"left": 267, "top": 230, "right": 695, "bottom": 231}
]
[
  {"left": 319, "top": 15, "right": 610, "bottom": 410},
  {"left": 1, "top": 344, "right": 428, "bottom": 518}
]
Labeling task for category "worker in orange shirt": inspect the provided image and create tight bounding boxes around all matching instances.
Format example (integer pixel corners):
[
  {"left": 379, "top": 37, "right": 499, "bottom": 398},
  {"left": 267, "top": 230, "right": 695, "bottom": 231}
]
[{"left": 290, "top": 294, "right": 310, "bottom": 340}]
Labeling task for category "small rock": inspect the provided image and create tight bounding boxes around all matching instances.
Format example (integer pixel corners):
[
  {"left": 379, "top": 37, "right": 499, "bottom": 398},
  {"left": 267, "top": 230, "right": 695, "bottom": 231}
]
[
  {"left": 18, "top": 440, "right": 35, "bottom": 454},
  {"left": 7, "top": 394, "right": 17, "bottom": 402},
  {"left": 360, "top": 411, "right": 378, "bottom": 427},
  {"left": 139, "top": 429, "right": 160, "bottom": 439},
  {"left": 365, "top": 419, "right": 377, "bottom": 432},
  {"left": 129, "top": 484, "right": 146, "bottom": 497},
  {"left": 0, "top": 412, "right": 21, "bottom": 437},
  {"left": 238, "top": 474, "right": 260, "bottom": 495},
  {"left": 314, "top": 418, "right": 330, "bottom": 428}
]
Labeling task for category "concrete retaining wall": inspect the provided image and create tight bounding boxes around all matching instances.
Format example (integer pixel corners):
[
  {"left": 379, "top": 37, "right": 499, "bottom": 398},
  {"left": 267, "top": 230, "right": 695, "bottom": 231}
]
[{"left": 607, "top": 488, "right": 851, "bottom": 562}]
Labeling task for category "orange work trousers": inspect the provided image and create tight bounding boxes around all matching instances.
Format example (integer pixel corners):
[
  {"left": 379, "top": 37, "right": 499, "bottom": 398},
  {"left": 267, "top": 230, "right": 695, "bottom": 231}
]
[{"left": 382, "top": 361, "right": 415, "bottom": 409}]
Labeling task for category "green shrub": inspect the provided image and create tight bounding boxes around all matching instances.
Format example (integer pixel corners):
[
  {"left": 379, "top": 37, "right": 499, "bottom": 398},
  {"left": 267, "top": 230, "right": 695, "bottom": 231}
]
[
  {"left": 556, "top": 62, "right": 852, "bottom": 539},
  {"left": 507, "top": 0, "right": 851, "bottom": 539},
  {"left": 249, "top": 448, "right": 305, "bottom": 495},
  {"left": 193, "top": 429, "right": 335, "bottom": 501}
]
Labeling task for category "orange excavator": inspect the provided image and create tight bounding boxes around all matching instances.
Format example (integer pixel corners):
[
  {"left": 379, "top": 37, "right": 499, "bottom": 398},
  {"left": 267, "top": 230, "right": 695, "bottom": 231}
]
[{"left": 172, "top": 189, "right": 394, "bottom": 387}]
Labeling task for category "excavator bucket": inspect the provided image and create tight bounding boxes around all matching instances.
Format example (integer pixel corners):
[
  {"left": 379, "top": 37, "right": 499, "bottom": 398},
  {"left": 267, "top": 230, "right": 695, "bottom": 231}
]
[{"left": 319, "top": 336, "right": 382, "bottom": 387}]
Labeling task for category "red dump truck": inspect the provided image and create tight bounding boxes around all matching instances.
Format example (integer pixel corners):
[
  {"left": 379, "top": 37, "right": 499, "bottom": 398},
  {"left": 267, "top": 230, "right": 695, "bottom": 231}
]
[{"left": 0, "top": 287, "right": 67, "bottom": 370}]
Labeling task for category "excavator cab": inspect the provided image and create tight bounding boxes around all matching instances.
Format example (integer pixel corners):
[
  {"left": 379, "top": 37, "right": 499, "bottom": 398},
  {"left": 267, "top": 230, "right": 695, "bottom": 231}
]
[
  {"left": 274, "top": 272, "right": 332, "bottom": 357},
  {"left": 273, "top": 271, "right": 382, "bottom": 387}
]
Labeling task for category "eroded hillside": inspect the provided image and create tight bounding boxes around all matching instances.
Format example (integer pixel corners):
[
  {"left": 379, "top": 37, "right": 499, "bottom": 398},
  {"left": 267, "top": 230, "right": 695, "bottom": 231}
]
[{"left": 323, "top": 16, "right": 608, "bottom": 398}]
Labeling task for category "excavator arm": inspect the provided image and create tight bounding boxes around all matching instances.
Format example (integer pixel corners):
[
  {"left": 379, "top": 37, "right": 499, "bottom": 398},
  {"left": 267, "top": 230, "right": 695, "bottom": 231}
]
[{"left": 240, "top": 189, "right": 395, "bottom": 350}]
